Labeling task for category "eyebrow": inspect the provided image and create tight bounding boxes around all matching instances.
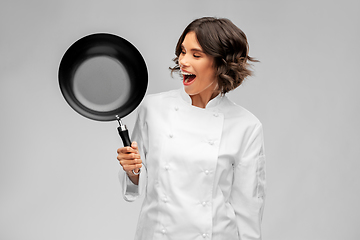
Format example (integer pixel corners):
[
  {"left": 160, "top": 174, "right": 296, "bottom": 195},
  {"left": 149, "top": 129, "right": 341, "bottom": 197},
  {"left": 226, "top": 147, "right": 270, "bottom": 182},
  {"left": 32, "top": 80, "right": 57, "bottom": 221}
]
[{"left": 181, "top": 44, "right": 204, "bottom": 53}]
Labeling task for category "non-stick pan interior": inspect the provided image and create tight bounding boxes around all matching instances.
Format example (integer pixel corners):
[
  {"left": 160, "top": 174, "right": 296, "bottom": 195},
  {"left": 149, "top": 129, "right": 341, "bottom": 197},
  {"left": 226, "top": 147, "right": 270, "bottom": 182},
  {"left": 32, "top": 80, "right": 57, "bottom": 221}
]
[{"left": 59, "top": 33, "right": 148, "bottom": 121}]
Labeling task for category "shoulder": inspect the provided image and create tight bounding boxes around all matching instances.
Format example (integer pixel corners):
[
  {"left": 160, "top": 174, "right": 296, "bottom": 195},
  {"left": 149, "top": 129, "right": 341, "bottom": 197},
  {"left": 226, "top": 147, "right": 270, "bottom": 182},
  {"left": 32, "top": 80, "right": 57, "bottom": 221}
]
[
  {"left": 136, "top": 89, "right": 179, "bottom": 115},
  {"left": 140, "top": 89, "right": 178, "bottom": 108},
  {"left": 220, "top": 96, "right": 262, "bottom": 127},
  {"left": 144, "top": 89, "right": 178, "bottom": 104},
  {"left": 220, "top": 97, "right": 264, "bottom": 151}
]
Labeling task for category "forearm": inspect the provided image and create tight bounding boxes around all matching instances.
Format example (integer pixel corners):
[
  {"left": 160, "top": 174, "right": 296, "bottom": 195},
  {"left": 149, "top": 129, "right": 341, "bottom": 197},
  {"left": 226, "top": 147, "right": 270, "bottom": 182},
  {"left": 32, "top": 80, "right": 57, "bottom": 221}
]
[{"left": 127, "top": 170, "right": 140, "bottom": 185}]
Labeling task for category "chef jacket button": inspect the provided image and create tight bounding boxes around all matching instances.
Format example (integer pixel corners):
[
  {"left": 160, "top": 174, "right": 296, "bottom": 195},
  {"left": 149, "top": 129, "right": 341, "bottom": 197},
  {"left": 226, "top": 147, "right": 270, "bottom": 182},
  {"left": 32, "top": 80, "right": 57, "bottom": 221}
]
[
  {"left": 163, "top": 197, "right": 168, "bottom": 203},
  {"left": 165, "top": 165, "right": 169, "bottom": 170},
  {"left": 202, "top": 201, "right": 207, "bottom": 206},
  {"left": 169, "top": 134, "right": 173, "bottom": 138},
  {"left": 204, "top": 170, "right": 210, "bottom": 175},
  {"left": 174, "top": 107, "right": 179, "bottom": 111},
  {"left": 162, "top": 229, "right": 166, "bottom": 234},
  {"left": 213, "top": 113, "right": 219, "bottom": 117},
  {"left": 202, "top": 233, "right": 207, "bottom": 238},
  {"left": 208, "top": 140, "right": 214, "bottom": 145}
]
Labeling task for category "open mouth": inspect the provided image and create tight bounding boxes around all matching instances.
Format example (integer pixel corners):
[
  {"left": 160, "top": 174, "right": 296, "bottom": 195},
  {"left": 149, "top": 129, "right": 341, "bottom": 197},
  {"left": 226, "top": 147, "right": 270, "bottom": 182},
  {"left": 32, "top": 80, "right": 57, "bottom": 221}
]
[{"left": 182, "top": 71, "right": 196, "bottom": 85}]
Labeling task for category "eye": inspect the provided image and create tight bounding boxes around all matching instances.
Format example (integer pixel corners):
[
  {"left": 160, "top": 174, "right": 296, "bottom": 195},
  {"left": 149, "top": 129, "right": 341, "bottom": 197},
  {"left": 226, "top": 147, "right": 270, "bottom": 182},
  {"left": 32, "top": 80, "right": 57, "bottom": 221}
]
[{"left": 193, "top": 54, "right": 201, "bottom": 58}]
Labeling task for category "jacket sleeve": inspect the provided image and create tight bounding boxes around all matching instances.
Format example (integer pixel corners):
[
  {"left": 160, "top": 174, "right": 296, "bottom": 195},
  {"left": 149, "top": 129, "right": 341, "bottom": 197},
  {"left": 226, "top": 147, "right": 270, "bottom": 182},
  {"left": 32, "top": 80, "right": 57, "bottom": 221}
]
[
  {"left": 230, "top": 123, "right": 266, "bottom": 240},
  {"left": 118, "top": 107, "right": 148, "bottom": 202}
]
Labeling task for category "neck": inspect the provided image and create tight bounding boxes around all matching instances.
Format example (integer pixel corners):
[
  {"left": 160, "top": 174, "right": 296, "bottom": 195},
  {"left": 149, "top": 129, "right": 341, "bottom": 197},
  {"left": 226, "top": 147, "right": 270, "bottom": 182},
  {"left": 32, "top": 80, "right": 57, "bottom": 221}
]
[{"left": 190, "top": 88, "right": 220, "bottom": 108}]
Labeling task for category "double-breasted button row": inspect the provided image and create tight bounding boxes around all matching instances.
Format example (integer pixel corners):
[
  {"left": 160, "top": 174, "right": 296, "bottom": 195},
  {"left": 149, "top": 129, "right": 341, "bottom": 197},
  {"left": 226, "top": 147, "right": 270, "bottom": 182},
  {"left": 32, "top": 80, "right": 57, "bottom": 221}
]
[
  {"left": 202, "top": 233, "right": 209, "bottom": 238},
  {"left": 172, "top": 136, "right": 212, "bottom": 145}
]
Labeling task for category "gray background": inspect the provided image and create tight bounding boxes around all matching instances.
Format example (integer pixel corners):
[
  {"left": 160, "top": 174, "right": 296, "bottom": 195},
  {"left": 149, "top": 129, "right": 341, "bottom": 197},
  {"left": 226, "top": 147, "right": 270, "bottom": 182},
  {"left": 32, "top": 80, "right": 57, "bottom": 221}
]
[{"left": 1, "top": 0, "right": 359, "bottom": 239}]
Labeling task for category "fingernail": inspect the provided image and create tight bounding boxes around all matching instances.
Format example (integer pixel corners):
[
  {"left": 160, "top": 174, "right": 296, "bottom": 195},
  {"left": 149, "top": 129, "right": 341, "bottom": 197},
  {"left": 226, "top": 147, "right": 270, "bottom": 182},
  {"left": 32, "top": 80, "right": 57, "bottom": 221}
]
[{"left": 133, "top": 142, "right": 137, "bottom": 148}]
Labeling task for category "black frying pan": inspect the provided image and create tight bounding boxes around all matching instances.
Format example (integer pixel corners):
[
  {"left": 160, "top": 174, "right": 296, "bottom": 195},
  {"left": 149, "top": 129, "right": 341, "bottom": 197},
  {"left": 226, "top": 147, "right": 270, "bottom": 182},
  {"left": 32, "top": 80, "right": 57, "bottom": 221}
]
[{"left": 58, "top": 33, "right": 148, "bottom": 146}]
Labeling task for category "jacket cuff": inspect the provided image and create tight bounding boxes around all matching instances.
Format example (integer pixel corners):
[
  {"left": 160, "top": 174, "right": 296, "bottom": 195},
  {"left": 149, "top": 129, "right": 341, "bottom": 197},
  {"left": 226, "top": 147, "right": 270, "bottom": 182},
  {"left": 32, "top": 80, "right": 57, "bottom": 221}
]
[{"left": 118, "top": 169, "right": 139, "bottom": 202}]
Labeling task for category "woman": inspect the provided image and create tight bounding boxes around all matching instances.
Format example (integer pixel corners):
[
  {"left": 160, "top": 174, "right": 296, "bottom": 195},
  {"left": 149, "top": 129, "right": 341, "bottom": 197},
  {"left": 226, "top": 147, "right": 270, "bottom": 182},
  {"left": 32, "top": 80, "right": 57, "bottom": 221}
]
[{"left": 117, "top": 17, "right": 266, "bottom": 240}]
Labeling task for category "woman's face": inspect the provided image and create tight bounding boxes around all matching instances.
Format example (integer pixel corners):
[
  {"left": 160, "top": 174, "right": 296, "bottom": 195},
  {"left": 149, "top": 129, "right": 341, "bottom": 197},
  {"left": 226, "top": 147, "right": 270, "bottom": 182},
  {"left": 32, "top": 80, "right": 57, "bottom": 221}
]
[{"left": 178, "top": 31, "right": 217, "bottom": 96}]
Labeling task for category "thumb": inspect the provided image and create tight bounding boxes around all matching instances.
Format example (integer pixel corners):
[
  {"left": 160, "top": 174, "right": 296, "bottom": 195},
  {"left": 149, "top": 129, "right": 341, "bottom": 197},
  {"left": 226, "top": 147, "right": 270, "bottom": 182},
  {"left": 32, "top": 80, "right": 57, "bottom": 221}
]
[{"left": 131, "top": 141, "right": 138, "bottom": 151}]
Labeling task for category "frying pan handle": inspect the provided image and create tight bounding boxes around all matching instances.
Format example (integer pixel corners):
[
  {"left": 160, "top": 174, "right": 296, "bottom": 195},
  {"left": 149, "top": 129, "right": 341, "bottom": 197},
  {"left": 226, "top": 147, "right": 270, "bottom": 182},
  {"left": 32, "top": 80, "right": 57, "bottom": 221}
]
[
  {"left": 118, "top": 127, "right": 132, "bottom": 147},
  {"left": 117, "top": 119, "right": 140, "bottom": 173}
]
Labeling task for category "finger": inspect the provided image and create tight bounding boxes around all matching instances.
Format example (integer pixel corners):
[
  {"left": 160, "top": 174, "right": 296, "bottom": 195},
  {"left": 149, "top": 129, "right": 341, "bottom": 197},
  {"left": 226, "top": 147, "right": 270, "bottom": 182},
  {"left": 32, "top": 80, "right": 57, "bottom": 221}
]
[
  {"left": 117, "top": 152, "right": 141, "bottom": 161},
  {"left": 131, "top": 141, "right": 139, "bottom": 153},
  {"left": 119, "top": 158, "right": 142, "bottom": 167},
  {"left": 117, "top": 146, "right": 137, "bottom": 154},
  {"left": 121, "top": 162, "right": 143, "bottom": 172},
  {"left": 132, "top": 164, "right": 143, "bottom": 173}
]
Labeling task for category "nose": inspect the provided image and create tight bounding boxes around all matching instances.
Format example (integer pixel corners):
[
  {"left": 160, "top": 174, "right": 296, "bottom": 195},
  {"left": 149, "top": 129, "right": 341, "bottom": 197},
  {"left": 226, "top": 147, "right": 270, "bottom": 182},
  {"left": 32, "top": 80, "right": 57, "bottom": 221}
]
[{"left": 179, "top": 54, "right": 189, "bottom": 68}]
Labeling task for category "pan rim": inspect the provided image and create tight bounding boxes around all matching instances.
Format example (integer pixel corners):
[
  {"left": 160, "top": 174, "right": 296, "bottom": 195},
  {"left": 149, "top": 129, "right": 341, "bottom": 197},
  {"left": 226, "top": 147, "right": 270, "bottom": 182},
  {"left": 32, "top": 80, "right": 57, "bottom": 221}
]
[{"left": 58, "top": 33, "right": 148, "bottom": 121}]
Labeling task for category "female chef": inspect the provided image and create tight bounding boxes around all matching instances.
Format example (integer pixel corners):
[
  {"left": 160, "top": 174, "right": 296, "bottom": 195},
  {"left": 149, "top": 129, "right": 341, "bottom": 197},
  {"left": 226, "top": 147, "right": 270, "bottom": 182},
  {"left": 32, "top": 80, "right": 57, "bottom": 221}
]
[{"left": 117, "top": 17, "right": 266, "bottom": 240}]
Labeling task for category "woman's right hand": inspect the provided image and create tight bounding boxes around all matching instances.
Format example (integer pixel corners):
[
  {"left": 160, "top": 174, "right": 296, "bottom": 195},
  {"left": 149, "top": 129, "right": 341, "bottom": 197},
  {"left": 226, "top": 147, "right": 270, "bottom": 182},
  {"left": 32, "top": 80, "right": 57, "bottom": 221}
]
[{"left": 117, "top": 141, "right": 142, "bottom": 184}]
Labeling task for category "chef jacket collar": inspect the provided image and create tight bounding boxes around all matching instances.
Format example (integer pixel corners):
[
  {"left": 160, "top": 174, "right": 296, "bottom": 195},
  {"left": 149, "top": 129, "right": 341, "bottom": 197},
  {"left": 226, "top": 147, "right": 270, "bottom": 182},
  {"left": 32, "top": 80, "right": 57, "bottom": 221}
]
[{"left": 179, "top": 87, "right": 223, "bottom": 109}]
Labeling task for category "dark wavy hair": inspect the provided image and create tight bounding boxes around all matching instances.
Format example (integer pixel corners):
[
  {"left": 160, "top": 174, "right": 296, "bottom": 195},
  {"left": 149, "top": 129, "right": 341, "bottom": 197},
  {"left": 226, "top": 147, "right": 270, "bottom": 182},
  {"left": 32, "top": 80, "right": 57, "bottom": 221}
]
[{"left": 170, "top": 17, "right": 258, "bottom": 95}]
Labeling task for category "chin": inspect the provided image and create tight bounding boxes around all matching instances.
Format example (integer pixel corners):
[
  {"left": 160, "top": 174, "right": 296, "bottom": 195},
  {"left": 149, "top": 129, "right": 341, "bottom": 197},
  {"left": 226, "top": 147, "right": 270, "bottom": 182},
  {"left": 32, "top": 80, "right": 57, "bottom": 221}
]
[{"left": 184, "top": 86, "right": 197, "bottom": 96}]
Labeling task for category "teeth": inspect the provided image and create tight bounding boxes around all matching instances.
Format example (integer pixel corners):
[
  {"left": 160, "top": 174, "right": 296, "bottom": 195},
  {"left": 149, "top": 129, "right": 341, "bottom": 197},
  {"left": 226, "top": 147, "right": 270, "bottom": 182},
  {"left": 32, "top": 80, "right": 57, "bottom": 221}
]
[{"left": 181, "top": 71, "right": 194, "bottom": 76}]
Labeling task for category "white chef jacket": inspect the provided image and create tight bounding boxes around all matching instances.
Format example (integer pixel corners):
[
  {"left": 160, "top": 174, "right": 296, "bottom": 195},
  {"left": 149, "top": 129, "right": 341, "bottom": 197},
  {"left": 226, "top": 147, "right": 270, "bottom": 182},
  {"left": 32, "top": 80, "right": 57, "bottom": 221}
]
[{"left": 119, "top": 88, "right": 266, "bottom": 240}]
